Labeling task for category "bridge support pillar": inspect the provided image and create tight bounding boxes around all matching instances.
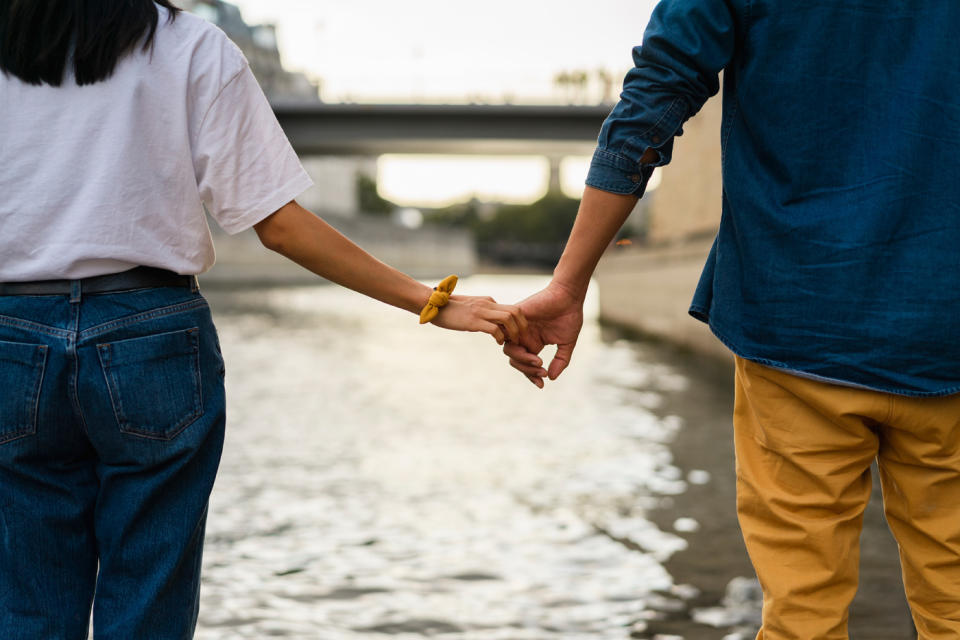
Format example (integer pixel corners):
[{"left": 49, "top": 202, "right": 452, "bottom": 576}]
[{"left": 547, "top": 155, "right": 563, "bottom": 194}]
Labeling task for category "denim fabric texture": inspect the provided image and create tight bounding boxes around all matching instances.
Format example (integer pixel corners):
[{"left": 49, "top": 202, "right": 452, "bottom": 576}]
[
  {"left": 0, "top": 285, "right": 226, "bottom": 639},
  {"left": 588, "top": 0, "right": 960, "bottom": 395}
]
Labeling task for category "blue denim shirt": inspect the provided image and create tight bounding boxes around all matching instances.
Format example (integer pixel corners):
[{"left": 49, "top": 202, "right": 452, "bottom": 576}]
[{"left": 587, "top": 0, "right": 960, "bottom": 396}]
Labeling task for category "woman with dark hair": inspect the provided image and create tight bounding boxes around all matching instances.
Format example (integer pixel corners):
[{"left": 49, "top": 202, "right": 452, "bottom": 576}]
[{"left": 0, "top": 2, "right": 525, "bottom": 637}]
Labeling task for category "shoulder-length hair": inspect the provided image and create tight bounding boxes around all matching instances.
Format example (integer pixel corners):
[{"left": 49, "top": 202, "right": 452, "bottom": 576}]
[{"left": 0, "top": 0, "right": 181, "bottom": 86}]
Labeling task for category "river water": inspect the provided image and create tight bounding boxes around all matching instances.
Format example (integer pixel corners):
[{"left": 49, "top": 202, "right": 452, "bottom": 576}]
[{"left": 196, "top": 275, "right": 914, "bottom": 640}]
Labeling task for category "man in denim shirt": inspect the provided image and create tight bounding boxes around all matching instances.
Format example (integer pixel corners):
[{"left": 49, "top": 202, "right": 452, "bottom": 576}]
[{"left": 505, "top": 1, "right": 960, "bottom": 637}]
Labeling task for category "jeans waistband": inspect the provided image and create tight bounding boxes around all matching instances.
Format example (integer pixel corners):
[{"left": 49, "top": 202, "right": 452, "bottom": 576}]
[{"left": 0, "top": 267, "right": 198, "bottom": 297}]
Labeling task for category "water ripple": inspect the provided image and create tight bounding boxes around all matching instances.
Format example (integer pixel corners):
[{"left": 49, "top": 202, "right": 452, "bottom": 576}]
[{"left": 197, "top": 277, "right": 697, "bottom": 639}]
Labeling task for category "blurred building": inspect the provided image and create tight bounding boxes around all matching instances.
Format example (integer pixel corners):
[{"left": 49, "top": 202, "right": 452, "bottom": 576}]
[
  {"left": 296, "top": 156, "right": 378, "bottom": 218},
  {"left": 181, "top": 0, "right": 378, "bottom": 218},
  {"left": 179, "top": 0, "right": 320, "bottom": 102}
]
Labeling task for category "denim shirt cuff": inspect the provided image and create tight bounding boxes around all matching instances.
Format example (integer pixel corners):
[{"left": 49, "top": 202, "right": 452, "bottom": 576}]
[{"left": 585, "top": 149, "right": 657, "bottom": 196}]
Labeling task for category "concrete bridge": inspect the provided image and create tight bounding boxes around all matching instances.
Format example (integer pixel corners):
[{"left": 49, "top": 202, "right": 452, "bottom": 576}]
[
  {"left": 272, "top": 103, "right": 610, "bottom": 157},
  {"left": 213, "top": 103, "right": 617, "bottom": 284}
]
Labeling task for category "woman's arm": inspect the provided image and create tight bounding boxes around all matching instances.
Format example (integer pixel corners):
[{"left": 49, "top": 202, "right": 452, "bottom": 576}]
[{"left": 253, "top": 200, "right": 525, "bottom": 344}]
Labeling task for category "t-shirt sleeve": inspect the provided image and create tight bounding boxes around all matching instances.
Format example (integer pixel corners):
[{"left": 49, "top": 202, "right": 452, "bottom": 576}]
[{"left": 192, "top": 63, "right": 313, "bottom": 234}]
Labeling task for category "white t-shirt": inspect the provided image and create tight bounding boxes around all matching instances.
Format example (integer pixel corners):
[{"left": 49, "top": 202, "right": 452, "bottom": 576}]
[{"left": 0, "top": 8, "right": 313, "bottom": 281}]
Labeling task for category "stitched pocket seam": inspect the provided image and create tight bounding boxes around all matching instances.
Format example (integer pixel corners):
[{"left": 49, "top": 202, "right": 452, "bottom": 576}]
[
  {"left": 97, "top": 328, "right": 203, "bottom": 441},
  {"left": 0, "top": 342, "right": 48, "bottom": 445}
]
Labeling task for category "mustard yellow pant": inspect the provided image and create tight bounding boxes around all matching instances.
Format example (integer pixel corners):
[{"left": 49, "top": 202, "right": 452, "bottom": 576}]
[{"left": 734, "top": 356, "right": 960, "bottom": 640}]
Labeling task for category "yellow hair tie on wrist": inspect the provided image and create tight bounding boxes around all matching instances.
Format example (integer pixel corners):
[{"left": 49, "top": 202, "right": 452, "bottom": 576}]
[{"left": 419, "top": 275, "right": 458, "bottom": 324}]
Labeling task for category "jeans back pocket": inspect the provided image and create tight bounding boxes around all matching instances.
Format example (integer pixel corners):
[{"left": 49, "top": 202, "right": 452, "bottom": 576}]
[
  {"left": 0, "top": 339, "right": 48, "bottom": 445},
  {"left": 97, "top": 327, "right": 203, "bottom": 440}
]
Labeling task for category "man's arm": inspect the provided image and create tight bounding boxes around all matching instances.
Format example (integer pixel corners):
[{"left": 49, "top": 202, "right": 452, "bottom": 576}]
[
  {"left": 504, "top": 187, "right": 640, "bottom": 386},
  {"left": 587, "top": 0, "right": 736, "bottom": 196},
  {"left": 505, "top": 0, "right": 738, "bottom": 386}
]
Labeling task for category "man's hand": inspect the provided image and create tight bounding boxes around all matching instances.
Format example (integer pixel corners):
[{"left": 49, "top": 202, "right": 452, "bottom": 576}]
[
  {"left": 502, "top": 185, "right": 640, "bottom": 388},
  {"left": 503, "top": 281, "right": 584, "bottom": 388}
]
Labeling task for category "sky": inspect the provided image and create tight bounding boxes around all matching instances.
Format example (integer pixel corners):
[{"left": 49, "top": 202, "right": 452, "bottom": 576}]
[
  {"left": 227, "top": 0, "right": 662, "bottom": 205},
  {"left": 230, "top": 0, "right": 660, "bottom": 104}
]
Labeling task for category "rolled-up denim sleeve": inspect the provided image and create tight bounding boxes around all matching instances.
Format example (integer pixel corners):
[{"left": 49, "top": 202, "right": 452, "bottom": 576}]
[{"left": 587, "top": 0, "right": 737, "bottom": 195}]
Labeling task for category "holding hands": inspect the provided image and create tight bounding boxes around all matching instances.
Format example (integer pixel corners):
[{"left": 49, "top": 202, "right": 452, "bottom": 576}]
[
  {"left": 502, "top": 282, "right": 584, "bottom": 388},
  {"left": 425, "top": 185, "right": 641, "bottom": 368},
  {"left": 420, "top": 275, "right": 527, "bottom": 345},
  {"left": 255, "top": 184, "right": 641, "bottom": 377},
  {"left": 424, "top": 276, "right": 583, "bottom": 387},
  {"left": 429, "top": 292, "right": 528, "bottom": 346},
  {"left": 500, "top": 186, "right": 642, "bottom": 388}
]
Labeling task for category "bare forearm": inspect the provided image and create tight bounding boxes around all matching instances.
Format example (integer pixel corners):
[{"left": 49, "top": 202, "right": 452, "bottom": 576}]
[
  {"left": 254, "top": 201, "right": 431, "bottom": 314},
  {"left": 552, "top": 186, "right": 639, "bottom": 300}
]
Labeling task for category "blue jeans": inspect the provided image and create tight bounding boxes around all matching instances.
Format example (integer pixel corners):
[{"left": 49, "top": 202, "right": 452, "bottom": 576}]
[{"left": 0, "top": 283, "right": 226, "bottom": 639}]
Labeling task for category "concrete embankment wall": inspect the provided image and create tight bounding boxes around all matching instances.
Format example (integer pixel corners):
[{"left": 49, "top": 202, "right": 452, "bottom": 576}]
[
  {"left": 201, "top": 213, "right": 476, "bottom": 286},
  {"left": 595, "top": 239, "right": 730, "bottom": 361}
]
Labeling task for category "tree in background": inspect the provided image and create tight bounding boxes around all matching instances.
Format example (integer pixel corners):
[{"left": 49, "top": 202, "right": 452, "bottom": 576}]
[
  {"left": 554, "top": 70, "right": 589, "bottom": 104},
  {"left": 424, "top": 199, "right": 481, "bottom": 229},
  {"left": 554, "top": 68, "right": 617, "bottom": 104},
  {"left": 355, "top": 173, "right": 395, "bottom": 216},
  {"left": 473, "top": 192, "right": 581, "bottom": 267}
]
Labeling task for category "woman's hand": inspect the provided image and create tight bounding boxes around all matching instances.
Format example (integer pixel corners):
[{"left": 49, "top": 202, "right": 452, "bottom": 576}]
[{"left": 430, "top": 294, "right": 527, "bottom": 345}]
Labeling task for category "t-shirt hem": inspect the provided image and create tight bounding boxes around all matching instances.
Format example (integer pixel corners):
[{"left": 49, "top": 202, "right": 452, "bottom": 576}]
[
  {"left": 216, "top": 169, "right": 314, "bottom": 235},
  {"left": 688, "top": 305, "right": 960, "bottom": 398}
]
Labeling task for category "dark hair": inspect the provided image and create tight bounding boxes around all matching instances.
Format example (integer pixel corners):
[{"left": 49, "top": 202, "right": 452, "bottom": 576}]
[{"left": 0, "top": 0, "right": 181, "bottom": 86}]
